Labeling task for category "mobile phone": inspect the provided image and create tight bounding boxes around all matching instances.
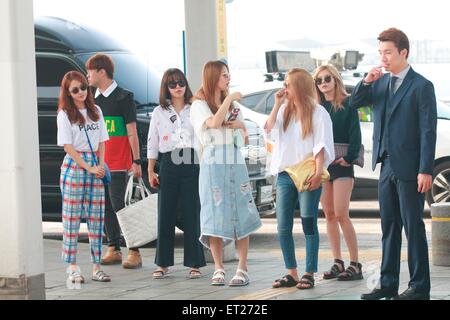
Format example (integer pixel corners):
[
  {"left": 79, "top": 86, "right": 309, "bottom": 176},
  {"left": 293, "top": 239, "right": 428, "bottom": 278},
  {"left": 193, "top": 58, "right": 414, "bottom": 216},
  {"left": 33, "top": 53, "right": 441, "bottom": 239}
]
[{"left": 227, "top": 106, "right": 240, "bottom": 121}]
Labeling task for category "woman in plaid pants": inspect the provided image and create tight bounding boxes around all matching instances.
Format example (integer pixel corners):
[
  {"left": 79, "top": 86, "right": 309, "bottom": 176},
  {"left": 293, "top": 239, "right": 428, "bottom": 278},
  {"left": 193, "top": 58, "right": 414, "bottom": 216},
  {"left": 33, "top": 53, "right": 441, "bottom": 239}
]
[{"left": 57, "top": 71, "right": 111, "bottom": 283}]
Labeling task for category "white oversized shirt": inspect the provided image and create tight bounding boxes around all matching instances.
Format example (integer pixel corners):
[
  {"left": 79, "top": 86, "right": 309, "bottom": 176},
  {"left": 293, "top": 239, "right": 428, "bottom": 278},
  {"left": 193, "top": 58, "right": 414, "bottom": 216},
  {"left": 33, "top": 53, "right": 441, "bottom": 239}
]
[
  {"left": 147, "top": 104, "right": 196, "bottom": 159},
  {"left": 190, "top": 99, "right": 243, "bottom": 146},
  {"left": 57, "top": 106, "right": 109, "bottom": 152},
  {"left": 266, "top": 103, "right": 335, "bottom": 175}
]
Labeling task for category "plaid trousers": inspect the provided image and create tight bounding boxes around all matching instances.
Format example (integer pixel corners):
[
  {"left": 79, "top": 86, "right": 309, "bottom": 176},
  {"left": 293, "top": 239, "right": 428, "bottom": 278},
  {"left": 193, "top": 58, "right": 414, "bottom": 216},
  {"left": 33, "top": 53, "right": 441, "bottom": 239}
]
[{"left": 60, "top": 153, "right": 105, "bottom": 264}]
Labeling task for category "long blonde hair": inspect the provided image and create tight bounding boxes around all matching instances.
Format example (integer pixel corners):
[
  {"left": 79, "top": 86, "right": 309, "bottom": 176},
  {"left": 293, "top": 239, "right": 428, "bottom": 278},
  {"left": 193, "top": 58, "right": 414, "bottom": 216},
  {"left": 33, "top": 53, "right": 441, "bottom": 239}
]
[
  {"left": 195, "top": 60, "right": 229, "bottom": 114},
  {"left": 283, "top": 68, "right": 317, "bottom": 139},
  {"left": 313, "top": 65, "right": 349, "bottom": 112}
]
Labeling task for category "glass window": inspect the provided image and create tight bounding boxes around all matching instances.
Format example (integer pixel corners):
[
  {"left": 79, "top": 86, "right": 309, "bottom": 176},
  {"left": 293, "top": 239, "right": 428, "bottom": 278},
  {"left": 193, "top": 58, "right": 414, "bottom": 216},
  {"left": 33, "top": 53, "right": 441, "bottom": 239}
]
[
  {"left": 265, "top": 91, "right": 276, "bottom": 114},
  {"left": 36, "top": 56, "right": 79, "bottom": 87},
  {"left": 437, "top": 101, "right": 450, "bottom": 120},
  {"left": 240, "top": 92, "right": 266, "bottom": 110}
]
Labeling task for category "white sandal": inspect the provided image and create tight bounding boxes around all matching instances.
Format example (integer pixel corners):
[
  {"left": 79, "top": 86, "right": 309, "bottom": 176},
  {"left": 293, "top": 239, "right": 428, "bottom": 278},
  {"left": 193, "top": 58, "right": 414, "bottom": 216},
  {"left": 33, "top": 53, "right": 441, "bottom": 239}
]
[
  {"left": 229, "top": 269, "right": 250, "bottom": 287},
  {"left": 211, "top": 269, "right": 225, "bottom": 286},
  {"left": 92, "top": 270, "right": 111, "bottom": 282},
  {"left": 67, "top": 266, "right": 85, "bottom": 284}
]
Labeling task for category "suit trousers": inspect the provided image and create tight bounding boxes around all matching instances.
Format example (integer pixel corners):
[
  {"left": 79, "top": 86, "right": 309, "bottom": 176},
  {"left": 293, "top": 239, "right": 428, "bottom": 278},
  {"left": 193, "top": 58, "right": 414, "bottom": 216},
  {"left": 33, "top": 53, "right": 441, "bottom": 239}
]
[{"left": 378, "top": 157, "right": 431, "bottom": 294}]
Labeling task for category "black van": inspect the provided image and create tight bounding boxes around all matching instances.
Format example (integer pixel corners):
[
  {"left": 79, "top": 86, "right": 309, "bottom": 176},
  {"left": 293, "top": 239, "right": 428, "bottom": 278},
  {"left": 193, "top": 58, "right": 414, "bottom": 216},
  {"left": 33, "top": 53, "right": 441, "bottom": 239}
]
[{"left": 35, "top": 17, "right": 275, "bottom": 220}]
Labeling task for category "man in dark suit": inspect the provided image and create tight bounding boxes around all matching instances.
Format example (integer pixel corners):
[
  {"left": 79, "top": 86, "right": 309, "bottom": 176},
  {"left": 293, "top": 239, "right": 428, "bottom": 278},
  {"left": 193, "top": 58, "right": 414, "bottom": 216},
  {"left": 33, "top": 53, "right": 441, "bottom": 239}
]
[{"left": 351, "top": 28, "right": 437, "bottom": 300}]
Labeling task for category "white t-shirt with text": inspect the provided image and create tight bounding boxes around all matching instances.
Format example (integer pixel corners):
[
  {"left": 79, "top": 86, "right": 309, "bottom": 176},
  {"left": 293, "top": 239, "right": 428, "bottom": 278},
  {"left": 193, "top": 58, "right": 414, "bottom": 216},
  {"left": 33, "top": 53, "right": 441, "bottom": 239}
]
[{"left": 57, "top": 106, "right": 109, "bottom": 152}]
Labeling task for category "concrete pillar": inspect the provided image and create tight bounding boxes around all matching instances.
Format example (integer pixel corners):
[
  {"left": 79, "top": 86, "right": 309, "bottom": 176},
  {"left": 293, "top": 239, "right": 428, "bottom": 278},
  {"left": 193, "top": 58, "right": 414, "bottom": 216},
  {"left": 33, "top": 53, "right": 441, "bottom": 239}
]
[
  {"left": 184, "top": 0, "right": 236, "bottom": 262},
  {"left": 431, "top": 203, "right": 450, "bottom": 266},
  {"left": 184, "top": 0, "right": 229, "bottom": 91},
  {"left": 0, "top": 0, "right": 46, "bottom": 299}
]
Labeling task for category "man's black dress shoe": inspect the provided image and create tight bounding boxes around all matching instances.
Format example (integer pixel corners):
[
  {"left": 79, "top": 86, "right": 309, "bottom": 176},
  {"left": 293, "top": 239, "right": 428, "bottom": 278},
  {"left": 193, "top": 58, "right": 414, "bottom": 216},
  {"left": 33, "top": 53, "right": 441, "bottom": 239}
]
[
  {"left": 361, "top": 288, "right": 398, "bottom": 300},
  {"left": 393, "top": 287, "right": 430, "bottom": 300}
]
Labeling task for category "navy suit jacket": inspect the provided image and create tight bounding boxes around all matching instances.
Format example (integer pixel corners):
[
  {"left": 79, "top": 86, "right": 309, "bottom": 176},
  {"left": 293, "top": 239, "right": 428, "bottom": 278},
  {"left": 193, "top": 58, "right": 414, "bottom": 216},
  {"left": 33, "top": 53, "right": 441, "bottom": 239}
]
[{"left": 351, "top": 67, "right": 437, "bottom": 181}]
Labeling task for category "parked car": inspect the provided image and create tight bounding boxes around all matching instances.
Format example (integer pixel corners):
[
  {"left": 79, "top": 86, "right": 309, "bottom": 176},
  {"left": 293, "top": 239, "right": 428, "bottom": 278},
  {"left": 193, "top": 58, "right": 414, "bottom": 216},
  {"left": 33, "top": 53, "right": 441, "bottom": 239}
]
[
  {"left": 233, "top": 74, "right": 450, "bottom": 206},
  {"left": 35, "top": 17, "right": 275, "bottom": 220}
]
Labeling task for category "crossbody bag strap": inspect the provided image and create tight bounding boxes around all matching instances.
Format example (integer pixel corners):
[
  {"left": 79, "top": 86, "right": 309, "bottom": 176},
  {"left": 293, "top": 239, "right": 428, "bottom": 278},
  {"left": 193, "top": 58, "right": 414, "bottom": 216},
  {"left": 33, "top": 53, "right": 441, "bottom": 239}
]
[{"left": 82, "top": 125, "right": 99, "bottom": 166}]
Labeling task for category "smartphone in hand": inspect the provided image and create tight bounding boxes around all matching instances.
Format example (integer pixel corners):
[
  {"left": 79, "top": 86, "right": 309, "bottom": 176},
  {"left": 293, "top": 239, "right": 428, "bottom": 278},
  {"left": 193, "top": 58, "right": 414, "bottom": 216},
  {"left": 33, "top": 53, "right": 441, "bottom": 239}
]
[{"left": 227, "top": 106, "right": 240, "bottom": 121}]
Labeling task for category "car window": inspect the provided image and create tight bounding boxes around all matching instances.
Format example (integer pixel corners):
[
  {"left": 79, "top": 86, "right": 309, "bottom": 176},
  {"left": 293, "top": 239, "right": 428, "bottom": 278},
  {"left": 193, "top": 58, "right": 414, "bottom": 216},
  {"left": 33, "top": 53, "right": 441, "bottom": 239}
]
[
  {"left": 358, "top": 106, "right": 373, "bottom": 122},
  {"left": 437, "top": 101, "right": 450, "bottom": 120},
  {"left": 240, "top": 92, "right": 267, "bottom": 111},
  {"left": 265, "top": 91, "right": 276, "bottom": 114},
  {"left": 36, "top": 56, "right": 79, "bottom": 87}
]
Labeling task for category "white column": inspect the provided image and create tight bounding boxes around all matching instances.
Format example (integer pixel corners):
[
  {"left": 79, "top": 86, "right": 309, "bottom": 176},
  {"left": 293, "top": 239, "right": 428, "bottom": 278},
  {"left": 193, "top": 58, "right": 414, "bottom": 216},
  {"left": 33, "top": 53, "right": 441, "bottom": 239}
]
[
  {"left": 0, "top": 0, "right": 45, "bottom": 299},
  {"left": 184, "top": 0, "right": 229, "bottom": 91},
  {"left": 184, "top": 0, "right": 236, "bottom": 262}
]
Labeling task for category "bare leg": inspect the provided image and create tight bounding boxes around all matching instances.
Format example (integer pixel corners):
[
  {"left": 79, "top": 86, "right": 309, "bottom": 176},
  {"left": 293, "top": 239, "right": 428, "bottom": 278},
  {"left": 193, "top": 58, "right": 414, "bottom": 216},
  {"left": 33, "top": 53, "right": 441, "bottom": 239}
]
[
  {"left": 333, "top": 178, "right": 359, "bottom": 267},
  {"left": 209, "top": 237, "right": 224, "bottom": 270},
  {"left": 236, "top": 236, "right": 249, "bottom": 271},
  {"left": 321, "top": 181, "right": 342, "bottom": 260}
]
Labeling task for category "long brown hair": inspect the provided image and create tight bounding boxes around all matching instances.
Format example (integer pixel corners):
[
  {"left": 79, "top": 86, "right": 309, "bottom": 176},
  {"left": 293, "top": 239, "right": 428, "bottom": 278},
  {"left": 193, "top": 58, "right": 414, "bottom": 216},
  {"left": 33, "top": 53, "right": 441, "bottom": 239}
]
[
  {"left": 159, "top": 68, "right": 193, "bottom": 109},
  {"left": 58, "top": 71, "right": 99, "bottom": 125},
  {"left": 313, "top": 65, "right": 349, "bottom": 112},
  {"left": 195, "top": 60, "right": 229, "bottom": 114},
  {"left": 283, "top": 68, "right": 317, "bottom": 139}
]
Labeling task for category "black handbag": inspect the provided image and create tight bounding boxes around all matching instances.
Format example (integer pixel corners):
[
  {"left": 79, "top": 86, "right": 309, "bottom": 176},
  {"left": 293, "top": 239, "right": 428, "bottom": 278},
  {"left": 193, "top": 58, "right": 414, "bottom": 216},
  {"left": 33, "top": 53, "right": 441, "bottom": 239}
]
[{"left": 334, "top": 143, "right": 364, "bottom": 168}]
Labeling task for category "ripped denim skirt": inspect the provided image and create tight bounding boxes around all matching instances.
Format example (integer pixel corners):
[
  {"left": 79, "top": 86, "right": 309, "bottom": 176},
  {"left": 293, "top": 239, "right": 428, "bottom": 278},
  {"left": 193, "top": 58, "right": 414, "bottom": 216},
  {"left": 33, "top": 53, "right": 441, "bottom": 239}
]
[{"left": 198, "top": 144, "right": 262, "bottom": 249}]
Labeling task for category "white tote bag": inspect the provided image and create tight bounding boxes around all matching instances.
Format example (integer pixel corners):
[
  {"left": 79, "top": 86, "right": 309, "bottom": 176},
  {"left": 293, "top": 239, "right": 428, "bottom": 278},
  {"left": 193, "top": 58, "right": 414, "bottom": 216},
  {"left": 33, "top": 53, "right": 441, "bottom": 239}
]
[{"left": 116, "top": 176, "right": 158, "bottom": 248}]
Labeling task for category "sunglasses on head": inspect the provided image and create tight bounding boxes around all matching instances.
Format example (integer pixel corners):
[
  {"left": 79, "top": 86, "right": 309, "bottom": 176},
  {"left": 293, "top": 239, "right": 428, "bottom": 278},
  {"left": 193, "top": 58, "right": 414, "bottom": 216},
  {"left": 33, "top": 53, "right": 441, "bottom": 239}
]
[
  {"left": 69, "top": 84, "right": 88, "bottom": 95},
  {"left": 168, "top": 79, "right": 186, "bottom": 89},
  {"left": 315, "top": 75, "right": 333, "bottom": 86}
]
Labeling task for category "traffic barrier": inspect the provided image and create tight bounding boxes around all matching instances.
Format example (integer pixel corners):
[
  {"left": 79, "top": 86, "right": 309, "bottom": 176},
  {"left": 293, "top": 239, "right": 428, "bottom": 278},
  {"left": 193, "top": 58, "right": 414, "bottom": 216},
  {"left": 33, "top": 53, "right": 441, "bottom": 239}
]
[{"left": 431, "top": 203, "right": 450, "bottom": 266}]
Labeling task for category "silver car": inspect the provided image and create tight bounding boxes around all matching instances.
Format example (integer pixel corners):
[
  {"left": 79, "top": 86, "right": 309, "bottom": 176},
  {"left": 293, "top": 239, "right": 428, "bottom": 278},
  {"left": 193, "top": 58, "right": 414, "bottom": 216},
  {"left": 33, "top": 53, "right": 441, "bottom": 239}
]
[{"left": 232, "top": 78, "right": 450, "bottom": 205}]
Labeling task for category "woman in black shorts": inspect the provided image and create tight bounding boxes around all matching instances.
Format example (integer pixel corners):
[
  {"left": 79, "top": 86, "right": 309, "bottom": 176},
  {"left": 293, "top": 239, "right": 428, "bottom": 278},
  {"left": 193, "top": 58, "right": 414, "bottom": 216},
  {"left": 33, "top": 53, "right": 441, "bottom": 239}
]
[{"left": 313, "top": 65, "right": 363, "bottom": 281}]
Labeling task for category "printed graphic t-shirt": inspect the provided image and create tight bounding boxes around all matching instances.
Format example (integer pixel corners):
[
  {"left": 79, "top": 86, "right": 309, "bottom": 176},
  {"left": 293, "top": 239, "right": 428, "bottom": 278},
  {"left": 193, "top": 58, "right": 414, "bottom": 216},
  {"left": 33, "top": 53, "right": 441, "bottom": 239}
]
[
  {"left": 57, "top": 106, "right": 109, "bottom": 151},
  {"left": 95, "top": 85, "right": 137, "bottom": 171}
]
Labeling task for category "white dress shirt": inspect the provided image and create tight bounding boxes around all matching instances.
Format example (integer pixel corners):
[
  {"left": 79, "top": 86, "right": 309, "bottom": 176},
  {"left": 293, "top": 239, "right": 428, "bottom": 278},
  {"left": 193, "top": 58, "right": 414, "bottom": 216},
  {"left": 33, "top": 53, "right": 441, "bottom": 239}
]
[
  {"left": 391, "top": 65, "right": 411, "bottom": 94},
  {"left": 95, "top": 80, "right": 118, "bottom": 98},
  {"left": 147, "top": 104, "right": 196, "bottom": 159},
  {"left": 266, "top": 103, "right": 335, "bottom": 175}
]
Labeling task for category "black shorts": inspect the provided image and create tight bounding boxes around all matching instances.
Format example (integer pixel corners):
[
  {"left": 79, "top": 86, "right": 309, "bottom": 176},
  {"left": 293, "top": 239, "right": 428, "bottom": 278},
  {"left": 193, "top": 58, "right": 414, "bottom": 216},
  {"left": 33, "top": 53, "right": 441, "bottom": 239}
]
[{"left": 328, "top": 163, "right": 354, "bottom": 182}]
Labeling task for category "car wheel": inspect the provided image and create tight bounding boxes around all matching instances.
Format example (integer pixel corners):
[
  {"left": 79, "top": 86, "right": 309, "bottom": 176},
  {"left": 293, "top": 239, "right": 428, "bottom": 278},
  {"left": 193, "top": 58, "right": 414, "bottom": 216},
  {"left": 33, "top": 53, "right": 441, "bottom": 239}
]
[{"left": 426, "top": 160, "right": 450, "bottom": 206}]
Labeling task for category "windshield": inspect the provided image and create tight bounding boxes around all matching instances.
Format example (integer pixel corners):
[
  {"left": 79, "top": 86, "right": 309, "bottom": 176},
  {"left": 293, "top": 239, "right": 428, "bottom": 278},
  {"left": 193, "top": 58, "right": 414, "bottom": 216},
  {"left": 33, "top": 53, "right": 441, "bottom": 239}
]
[
  {"left": 77, "top": 52, "right": 160, "bottom": 106},
  {"left": 438, "top": 100, "right": 450, "bottom": 120}
]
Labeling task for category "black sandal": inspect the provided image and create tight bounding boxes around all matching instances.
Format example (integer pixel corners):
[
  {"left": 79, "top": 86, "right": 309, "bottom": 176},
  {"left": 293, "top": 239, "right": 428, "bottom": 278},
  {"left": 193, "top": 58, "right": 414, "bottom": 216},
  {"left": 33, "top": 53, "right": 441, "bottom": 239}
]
[
  {"left": 296, "top": 274, "right": 315, "bottom": 290},
  {"left": 323, "top": 259, "right": 345, "bottom": 280},
  {"left": 272, "top": 274, "right": 298, "bottom": 288},
  {"left": 337, "top": 262, "right": 363, "bottom": 281}
]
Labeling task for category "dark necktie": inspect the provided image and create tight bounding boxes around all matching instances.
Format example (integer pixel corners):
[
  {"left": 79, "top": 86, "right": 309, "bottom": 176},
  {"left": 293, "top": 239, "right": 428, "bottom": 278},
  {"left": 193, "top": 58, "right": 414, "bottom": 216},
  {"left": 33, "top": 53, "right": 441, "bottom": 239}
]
[{"left": 379, "top": 75, "right": 399, "bottom": 159}]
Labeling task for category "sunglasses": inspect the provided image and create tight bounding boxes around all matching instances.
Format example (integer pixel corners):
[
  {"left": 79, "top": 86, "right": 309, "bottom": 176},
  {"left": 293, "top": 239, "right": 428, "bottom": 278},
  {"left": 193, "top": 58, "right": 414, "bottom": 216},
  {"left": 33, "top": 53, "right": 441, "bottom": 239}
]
[
  {"left": 168, "top": 79, "right": 186, "bottom": 89},
  {"left": 315, "top": 75, "right": 333, "bottom": 86},
  {"left": 69, "top": 84, "right": 88, "bottom": 95}
]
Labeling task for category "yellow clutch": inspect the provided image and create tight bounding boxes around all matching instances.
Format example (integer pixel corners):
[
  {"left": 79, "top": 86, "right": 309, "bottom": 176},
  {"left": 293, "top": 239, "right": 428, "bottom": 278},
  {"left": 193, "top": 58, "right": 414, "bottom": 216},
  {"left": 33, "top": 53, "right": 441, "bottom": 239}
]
[{"left": 285, "top": 156, "right": 330, "bottom": 192}]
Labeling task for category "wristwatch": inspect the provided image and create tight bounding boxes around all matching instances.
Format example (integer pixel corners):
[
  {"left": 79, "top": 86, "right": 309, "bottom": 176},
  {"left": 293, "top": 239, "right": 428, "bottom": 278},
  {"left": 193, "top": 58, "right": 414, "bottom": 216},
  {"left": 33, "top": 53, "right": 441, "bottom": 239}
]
[{"left": 133, "top": 159, "right": 142, "bottom": 165}]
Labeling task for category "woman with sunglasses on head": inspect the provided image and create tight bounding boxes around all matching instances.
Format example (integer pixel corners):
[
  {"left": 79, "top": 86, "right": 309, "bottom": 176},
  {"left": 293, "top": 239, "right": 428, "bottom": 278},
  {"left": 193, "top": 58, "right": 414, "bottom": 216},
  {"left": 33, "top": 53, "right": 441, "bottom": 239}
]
[
  {"left": 190, "top": 60, "right": 262, "bottom": 287},
  {"left": 265, "top": 68, "right": 334, "bottom": 290},
  {"left": 57, "top": 71, "right": 111, "bottom": 284},
  {"left": 147, "top": 68, "right": 206, "bottom": 280},
  {"left": 313, "top": 65, "right": 363, "bottom": 281}
]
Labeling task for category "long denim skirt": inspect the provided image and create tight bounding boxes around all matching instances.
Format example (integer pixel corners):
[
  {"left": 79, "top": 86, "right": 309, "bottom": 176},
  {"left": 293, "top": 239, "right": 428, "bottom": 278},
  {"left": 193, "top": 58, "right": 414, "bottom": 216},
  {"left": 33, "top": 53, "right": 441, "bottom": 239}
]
[{"left": 198, "top": 144, "right": 262, "bottom": 248}]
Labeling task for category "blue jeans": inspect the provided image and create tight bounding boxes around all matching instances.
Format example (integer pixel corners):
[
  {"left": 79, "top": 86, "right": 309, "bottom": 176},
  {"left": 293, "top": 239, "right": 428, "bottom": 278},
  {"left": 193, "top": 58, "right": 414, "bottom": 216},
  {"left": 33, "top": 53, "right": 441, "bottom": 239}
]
[{"left": 276, "top": 171, "right": 322, "bottom": 272}]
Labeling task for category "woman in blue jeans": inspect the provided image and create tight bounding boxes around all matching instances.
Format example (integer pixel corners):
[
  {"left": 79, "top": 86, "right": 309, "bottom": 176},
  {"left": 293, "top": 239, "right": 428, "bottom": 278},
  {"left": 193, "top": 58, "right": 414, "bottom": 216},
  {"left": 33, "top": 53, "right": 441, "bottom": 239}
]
[{"left": 265, "top": 68, "right": 334, "bottom": 290}]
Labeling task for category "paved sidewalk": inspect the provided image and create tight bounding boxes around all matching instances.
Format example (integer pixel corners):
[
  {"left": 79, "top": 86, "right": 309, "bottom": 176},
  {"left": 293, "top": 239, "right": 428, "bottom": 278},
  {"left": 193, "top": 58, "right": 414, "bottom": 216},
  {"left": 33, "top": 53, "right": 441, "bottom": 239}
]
[{"left": 43, "top": 218, "right": 450, "bottom": 300}]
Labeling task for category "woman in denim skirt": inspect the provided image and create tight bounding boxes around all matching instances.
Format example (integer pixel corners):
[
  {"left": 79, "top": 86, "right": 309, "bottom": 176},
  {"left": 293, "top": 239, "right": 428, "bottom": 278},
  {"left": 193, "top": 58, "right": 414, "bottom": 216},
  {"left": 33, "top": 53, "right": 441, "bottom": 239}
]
[
  {"left": 265, "top": 68, "right": 334, "bottom": 290},
  {"left": 190, "top": 60, "right": 262, "bottom": 287}
]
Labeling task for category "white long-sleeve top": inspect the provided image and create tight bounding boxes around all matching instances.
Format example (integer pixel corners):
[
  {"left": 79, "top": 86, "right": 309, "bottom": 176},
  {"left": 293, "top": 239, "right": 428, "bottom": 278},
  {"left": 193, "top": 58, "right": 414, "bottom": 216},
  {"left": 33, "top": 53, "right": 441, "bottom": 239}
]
[
  {"left": 266, "top": 103, "right": 335, "bottom": 175},
  {"left": 146, "top": 104, "right": 195, "bottom": 159}
]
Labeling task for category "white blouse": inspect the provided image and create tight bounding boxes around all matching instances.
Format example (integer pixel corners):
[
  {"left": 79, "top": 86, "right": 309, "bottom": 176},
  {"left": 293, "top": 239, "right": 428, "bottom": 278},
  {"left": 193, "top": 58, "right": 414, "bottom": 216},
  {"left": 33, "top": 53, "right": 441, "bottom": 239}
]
[
  {"left": 146, "top": 104, "right": 196, "bottom": 159},
  {"left": 190, "top": 100, "right": 243, "bottom": 146},
  {"left": 266, "top": 103, "right": 335, "bottom": 175}
]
